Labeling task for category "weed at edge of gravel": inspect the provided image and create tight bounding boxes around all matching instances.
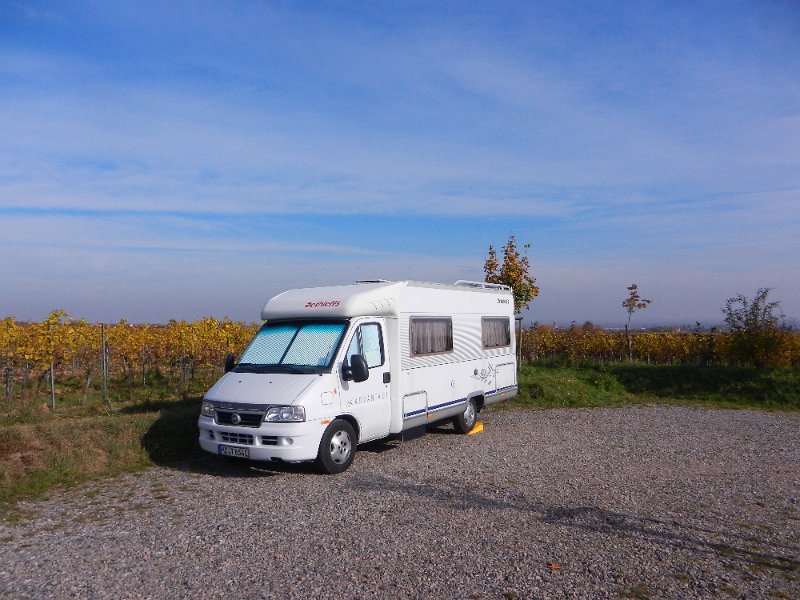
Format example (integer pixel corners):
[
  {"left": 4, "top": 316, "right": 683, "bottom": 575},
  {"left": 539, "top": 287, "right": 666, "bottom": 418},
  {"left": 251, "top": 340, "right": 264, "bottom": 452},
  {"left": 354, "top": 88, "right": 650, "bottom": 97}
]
[{"left": 618, "top": 583, "right": 652, "bottom": 599}]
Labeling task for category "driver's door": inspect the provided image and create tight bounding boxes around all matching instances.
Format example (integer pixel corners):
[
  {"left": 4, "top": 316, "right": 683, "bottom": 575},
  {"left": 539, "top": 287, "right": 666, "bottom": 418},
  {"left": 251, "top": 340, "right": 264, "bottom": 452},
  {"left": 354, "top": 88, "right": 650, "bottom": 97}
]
[{"left": 338, "top": 320, "right": 391, "bottom": 442}]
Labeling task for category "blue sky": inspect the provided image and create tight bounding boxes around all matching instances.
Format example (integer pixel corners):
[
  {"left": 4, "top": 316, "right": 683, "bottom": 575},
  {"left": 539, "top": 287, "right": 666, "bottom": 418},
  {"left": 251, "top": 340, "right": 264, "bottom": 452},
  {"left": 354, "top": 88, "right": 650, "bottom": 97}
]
[{"left": 1, "top": 1, "right": 798, "bottom": 326}]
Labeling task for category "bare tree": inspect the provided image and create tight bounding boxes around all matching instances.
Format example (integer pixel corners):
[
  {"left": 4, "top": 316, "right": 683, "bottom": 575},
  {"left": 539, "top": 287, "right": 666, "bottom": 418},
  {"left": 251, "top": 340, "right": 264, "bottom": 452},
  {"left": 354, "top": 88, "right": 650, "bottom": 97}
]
[{"left": 622, "top": 283, "right": 652, "bottom": 360}]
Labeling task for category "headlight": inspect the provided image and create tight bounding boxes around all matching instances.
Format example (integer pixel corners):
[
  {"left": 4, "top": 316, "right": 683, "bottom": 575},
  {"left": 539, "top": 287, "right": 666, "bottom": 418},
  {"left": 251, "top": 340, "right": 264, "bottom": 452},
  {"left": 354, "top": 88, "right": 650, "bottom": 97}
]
[
  {"left": 264, "top": 405, "right": 305, "bottom": 422},
  {"left": 200, "top": 400, "right": 215, "bottom": 418}
]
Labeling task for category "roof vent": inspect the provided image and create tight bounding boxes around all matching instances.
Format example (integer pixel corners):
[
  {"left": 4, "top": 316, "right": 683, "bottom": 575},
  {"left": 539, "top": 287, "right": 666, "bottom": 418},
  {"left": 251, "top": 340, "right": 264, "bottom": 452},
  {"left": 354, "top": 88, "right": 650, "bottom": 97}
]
[
  {"left": 355, "top": 279, "right": 391, "bottom": 284},
  {"left": 454, "top": 280, "right": 511, "bottom": 291}
]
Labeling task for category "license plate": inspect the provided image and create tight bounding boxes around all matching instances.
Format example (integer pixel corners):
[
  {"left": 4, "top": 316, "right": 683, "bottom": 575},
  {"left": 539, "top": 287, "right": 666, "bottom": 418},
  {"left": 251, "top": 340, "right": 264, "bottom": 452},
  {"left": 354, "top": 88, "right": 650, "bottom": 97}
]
[{"left": 218, "top": 444, "right": 249, "bottom": 459}]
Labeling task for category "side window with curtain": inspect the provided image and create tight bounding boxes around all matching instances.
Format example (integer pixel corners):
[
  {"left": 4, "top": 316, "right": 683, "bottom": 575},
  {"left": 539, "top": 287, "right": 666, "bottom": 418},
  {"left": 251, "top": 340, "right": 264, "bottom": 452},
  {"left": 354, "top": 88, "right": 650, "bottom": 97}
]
[
  {"left": 346, "top": 323, "right": 385, "bottom": 368},
  {"left": 410, "top": 317, "right": 453, "bottom": 356},
  {"left": 482, "top": 317, "right": 511, "bottom": 349}
]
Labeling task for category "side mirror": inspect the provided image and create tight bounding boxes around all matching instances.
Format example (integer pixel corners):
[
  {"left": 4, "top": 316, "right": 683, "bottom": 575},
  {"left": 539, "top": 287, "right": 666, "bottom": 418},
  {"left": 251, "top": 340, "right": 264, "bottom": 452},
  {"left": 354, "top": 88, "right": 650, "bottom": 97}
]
[
  {"left": 224, "top": 353, "right": 236, "bottom": 373},
  {"left": 349, "top": 354, "right": 369, "bottom": 383}
]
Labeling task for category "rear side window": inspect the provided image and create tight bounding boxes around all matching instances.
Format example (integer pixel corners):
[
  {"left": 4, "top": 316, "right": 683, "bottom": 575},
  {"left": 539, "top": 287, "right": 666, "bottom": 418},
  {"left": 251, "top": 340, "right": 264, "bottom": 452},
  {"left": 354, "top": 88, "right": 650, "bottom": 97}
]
[
  {"left": 410, "top": 317, "right": 453, "bottom": 356},
  {"left": 482, "top": 317, "right": 511, "bottom": 349}
]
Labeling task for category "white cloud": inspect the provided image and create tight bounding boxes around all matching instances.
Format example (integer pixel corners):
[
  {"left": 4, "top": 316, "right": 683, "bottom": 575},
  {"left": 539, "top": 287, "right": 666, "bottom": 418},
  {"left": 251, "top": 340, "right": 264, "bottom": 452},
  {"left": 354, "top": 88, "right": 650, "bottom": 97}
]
[{"left": 2, "top": 2, "right": 799, "bottom": 324}]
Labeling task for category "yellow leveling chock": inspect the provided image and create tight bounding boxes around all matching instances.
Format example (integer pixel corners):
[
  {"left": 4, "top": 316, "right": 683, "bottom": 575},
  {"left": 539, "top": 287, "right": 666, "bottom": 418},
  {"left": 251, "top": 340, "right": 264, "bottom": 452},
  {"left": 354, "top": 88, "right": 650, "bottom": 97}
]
[{"left": 467, "top": 421, "right": 484, "bottom": 435}]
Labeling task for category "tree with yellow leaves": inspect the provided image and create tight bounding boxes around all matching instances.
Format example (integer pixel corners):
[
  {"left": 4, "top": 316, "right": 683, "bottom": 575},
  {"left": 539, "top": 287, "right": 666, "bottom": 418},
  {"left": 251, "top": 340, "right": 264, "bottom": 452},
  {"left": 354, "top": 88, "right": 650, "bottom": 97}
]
[{"left": 484, "top": 235, "right": 539, "bottom": 313}]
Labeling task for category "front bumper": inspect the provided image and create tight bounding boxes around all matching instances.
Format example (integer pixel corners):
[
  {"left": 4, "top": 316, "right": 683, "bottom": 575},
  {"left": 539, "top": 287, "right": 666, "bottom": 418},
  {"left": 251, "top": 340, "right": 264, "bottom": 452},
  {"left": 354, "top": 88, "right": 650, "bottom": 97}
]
[{"left": 197, "top": 416, "right": 323, "bottom": 463}]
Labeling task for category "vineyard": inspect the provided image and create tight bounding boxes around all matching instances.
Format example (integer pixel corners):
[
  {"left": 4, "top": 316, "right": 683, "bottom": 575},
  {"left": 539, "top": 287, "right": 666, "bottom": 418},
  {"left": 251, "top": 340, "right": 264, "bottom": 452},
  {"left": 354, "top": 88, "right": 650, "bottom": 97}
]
[
  {"left": 0, "top": 311, "right": 258, "bottom": 410},
  {"left": 1, "top": 311, "right": 798, "bottom": 505},
  {"left": 1, "top": 311, "right": 798, "bottom": 411},
  {"left": 520, "top": 326, "right": 800, "bottom": 366}
]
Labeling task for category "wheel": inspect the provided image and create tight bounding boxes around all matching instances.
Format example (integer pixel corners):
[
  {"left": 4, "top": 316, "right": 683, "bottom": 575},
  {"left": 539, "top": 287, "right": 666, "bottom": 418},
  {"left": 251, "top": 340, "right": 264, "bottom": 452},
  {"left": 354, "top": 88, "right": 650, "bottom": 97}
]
[
  {"left": 452, "top": 398, "right": 478, "bottom": 434},
  {"left": 315, "top": 419, "right": 357, "bottom": 474}
]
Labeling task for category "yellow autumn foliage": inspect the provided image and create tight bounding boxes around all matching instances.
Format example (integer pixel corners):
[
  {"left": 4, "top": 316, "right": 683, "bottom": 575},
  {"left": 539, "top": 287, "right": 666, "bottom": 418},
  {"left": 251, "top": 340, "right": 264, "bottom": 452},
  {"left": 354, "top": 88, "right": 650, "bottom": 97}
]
[
  {"left": 1, "top": 313, "right": 798, "bottom": 397},
  {"left": 521, "top": 327, "right": 799, "bottom": 365},
  {"left": 0, "top": 311, "right": 258, "bottom": 385}
]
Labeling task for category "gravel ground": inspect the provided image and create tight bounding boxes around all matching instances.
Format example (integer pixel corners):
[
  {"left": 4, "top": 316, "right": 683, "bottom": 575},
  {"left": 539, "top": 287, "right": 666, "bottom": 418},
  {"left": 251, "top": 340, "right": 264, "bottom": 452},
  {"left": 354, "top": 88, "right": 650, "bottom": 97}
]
[{"left": 1, "top": 407, "right": 798, "bottom": 599}]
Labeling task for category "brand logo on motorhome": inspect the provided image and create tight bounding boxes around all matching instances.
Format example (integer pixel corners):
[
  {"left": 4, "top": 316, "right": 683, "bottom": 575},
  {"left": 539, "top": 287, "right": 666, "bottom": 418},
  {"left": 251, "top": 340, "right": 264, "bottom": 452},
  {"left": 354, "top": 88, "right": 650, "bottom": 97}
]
[
  {"left": 305, "top": 300, "right": 341, "bottom": 308},
  {"left": 346, "top": 390, "right": 389, "bottom": 408}
]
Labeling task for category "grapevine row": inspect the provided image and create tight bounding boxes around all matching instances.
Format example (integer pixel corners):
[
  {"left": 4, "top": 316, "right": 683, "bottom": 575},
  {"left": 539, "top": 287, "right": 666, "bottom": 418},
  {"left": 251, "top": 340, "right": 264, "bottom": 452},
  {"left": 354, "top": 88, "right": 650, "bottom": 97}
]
[
  {"left": 2, "top": 311, "right": 798, "bottom": 404},
  {"left": 1, "top": 311, "right": 258, "bottom": 403},
  {"left": 520, "top": 327, "right": 800, "bottom": 365}
]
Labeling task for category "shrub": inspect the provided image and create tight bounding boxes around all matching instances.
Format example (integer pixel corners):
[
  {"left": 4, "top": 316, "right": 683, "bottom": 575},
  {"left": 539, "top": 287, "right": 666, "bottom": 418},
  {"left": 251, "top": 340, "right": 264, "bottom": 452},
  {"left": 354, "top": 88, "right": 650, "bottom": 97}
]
[{"left": 723, "top": 289, "right": 788, "bottom": 366}]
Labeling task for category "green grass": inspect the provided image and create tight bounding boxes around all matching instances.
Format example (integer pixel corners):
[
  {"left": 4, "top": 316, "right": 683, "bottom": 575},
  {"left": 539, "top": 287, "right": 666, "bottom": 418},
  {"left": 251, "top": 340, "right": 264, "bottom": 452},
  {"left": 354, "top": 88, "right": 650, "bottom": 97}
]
[
  {"left": 1, "top": 371, "right": 216, "bottom": 426},
  {"left": 508, "top": 360, "right": 800, "bottom": 410},
  {"left": 0, "top": 394, "right": 206, "bottom": 516},
  {"left": 1, "top": 361, "right": 798, "bottom": 513}
]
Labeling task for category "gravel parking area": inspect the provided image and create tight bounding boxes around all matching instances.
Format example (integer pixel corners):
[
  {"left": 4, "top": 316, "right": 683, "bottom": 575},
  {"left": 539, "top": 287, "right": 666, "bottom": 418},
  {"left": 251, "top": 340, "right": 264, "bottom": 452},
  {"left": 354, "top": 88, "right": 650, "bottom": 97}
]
[{"left": 1, "top": 407, "right": 798, "bottom": 599}]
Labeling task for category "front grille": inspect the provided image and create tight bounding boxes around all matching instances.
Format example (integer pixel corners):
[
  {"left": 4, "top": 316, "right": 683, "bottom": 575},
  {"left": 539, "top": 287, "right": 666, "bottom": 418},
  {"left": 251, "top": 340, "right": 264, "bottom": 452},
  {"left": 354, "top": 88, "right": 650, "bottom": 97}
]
[
  {"left": 261, "top": 436, "right": 278, "bottom": 446},
  {"left": 216, "top": 410, "right": 264, "bottom": 427},
  {"left": 219, "top": 432, "right": 254, "bottom": 445}
]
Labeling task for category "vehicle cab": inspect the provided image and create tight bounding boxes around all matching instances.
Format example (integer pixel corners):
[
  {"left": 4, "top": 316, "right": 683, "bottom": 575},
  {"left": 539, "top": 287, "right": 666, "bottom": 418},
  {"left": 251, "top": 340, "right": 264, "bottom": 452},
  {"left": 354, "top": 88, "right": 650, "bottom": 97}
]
[{"left": 198, "top": 312, "right": 391, "bottom": 473}]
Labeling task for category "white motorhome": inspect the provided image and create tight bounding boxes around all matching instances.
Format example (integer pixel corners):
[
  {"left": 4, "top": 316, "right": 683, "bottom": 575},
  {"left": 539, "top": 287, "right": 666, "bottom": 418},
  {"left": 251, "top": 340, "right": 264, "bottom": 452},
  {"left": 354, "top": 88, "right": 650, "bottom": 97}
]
[{"left": 198, "top": 280, "right": 518, "bottom": 473}]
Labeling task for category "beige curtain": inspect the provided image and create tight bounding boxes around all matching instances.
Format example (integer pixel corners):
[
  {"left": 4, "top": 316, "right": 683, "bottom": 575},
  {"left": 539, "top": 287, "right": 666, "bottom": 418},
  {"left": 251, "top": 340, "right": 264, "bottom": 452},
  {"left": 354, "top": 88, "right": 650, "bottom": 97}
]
[{"left": 411, "top": 318, "right": 453, "bottom": 355}]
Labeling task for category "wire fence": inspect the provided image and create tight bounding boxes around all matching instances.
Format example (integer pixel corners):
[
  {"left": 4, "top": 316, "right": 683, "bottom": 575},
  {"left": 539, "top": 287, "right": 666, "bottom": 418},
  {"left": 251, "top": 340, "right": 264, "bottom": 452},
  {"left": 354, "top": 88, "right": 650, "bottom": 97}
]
[
  {"left": 519, "top": 327, "right": 800, "bottom": 366},
  {"left": 1, "top": 313, "right": 258, "bottom": 408},
  {"left": 3, "top": 312, "right": 798, "bottom": 410}
]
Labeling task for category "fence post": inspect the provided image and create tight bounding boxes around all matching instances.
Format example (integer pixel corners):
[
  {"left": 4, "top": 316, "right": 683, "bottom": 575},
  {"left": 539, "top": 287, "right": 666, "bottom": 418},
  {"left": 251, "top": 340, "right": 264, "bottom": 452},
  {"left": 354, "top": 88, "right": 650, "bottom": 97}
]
[
  {"left": 48, "top": 323, "right": 56, "bottom": 410},
  {"left": 49, "top": 362, "right": 55, "bottom": 410},
  {"left": 101, "top": 323, "right": 110, "bottom": 409}
]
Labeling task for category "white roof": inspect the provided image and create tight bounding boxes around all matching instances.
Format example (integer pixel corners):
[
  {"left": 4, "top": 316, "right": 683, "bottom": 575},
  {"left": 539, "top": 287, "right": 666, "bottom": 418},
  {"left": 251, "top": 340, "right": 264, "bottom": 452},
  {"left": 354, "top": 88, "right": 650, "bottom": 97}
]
[{"left": 261, "top": 280, "right": 512, "bottom": 320}]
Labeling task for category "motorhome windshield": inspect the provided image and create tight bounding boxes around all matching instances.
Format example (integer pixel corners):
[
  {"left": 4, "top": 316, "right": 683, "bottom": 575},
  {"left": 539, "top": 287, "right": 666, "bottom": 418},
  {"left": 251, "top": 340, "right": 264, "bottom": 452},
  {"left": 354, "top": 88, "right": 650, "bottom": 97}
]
[{"left": 234, "top": 321, "right": 347, "bottom": 373}]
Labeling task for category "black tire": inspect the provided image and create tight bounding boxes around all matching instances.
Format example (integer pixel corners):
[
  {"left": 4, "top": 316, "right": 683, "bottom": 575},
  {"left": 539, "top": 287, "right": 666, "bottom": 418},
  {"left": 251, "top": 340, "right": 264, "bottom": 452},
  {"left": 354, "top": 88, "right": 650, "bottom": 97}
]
[
  {"left": 452, "top": 398, "right": 478, "bottom": 434},
  {"left": 315, "top": 419, "right": 357, "bottom": 474}
]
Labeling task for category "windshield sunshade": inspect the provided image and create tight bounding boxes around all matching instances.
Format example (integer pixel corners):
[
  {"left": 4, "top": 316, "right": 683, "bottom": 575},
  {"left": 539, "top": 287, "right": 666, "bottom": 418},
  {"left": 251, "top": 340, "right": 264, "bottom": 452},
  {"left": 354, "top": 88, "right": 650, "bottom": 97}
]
[{"left": 238, "top": 322, "right": 347, "bottom": 369}]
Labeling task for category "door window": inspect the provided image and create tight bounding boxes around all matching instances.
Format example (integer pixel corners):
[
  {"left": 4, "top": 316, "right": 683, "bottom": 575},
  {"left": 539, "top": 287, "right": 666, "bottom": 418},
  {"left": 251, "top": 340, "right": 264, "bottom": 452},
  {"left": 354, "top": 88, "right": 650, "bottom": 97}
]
[
  {"left": 346, "top": 323, "right": 384, "bottom": 368},
  {"left": 360, "top": 324, "right": 383, "bottom": 368}
]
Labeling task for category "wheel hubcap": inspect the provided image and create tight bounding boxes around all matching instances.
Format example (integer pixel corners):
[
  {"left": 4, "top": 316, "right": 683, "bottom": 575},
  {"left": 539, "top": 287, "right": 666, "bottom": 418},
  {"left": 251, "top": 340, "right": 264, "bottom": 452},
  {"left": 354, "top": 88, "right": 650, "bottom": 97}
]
[
  {"left": 329, "top": 430, "right": 352, "bottom": 464},
  {"left": 464, "top": 403, "right": 476, "bottom": 429}
]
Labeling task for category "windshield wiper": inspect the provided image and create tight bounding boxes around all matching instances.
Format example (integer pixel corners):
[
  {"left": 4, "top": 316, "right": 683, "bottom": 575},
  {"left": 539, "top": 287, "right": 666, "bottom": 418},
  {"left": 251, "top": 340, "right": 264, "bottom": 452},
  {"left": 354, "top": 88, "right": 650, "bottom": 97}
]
[
  {"left": 231, "top": 363, "right": 315, "bottom": 374},
  {"left": 230, "top": 362, "right": 262, "bottom": 373},
  {"left": 273, "top": 364, "right": 314, "bottom": 374}
]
